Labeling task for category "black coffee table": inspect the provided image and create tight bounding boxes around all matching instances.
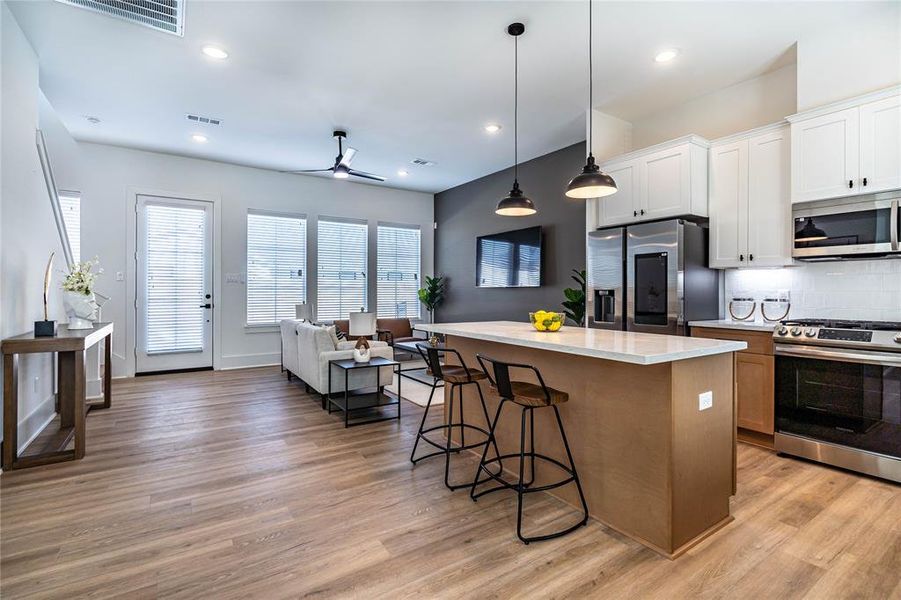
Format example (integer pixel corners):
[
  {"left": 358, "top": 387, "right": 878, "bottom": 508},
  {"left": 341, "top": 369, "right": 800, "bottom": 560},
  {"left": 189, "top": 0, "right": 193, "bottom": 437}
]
[
  {"left": 393, "top": 340, "right": 444, "bottom": 388},
  {"left": 327, "top": 357, "right": 401, "bottom": 427}
]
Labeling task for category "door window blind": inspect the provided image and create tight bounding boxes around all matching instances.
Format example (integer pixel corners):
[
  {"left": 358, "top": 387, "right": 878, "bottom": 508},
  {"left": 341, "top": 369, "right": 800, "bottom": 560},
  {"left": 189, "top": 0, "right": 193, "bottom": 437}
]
[
  {"left": 317, "top": 218, "right": 368, "bottom": 320},
  {"left": 59, "top": 192, "right": 80, "bottom": 263},
  {"left": 246, "top": 212, "right": 307, "bottom": 325},
  {"left": 377, "top": 225, "right": 421, "bottom": 318},
  {"left": 144, "top": 204, "right": 206, "bottom": 353}
]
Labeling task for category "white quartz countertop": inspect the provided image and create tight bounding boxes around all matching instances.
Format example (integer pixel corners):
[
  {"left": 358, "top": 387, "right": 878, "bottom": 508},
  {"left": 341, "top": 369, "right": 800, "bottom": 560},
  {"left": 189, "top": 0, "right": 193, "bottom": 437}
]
[
  {"left": 416, "top": 321, "right": 746, "bottom": 365},
  {"left": 689, "top": 319, "right": 778, "bottom": 332}
]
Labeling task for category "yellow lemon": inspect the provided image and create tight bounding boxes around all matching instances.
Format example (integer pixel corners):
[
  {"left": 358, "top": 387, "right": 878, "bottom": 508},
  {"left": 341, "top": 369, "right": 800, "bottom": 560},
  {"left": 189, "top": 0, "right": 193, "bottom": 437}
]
[
  {"left": 534, "top": 318, "right": 547, "bottom": 331},
  {"left": 547, "top": 320, "right": 562, "bottom": 332}
]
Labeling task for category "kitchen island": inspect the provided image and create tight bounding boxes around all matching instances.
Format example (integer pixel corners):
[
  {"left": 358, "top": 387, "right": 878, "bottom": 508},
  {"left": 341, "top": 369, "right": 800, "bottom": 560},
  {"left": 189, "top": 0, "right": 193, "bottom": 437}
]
[{"left": 416, "top": 321, "right": 746, "bottom": 558}]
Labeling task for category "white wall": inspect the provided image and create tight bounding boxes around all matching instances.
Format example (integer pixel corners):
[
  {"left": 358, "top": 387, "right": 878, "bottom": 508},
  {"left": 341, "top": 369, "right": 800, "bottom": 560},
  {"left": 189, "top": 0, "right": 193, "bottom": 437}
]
[
  {"left": 725, "top": 262, "right": 901, "bottom": 323},
  {"left": 797, "top": 5, "right": 901, "bottom": 111},
  {"left": 74, "top": 143, "right": 433, "bottom": 376},
  {"left": 631, "top": 64, "right": 798, "bottom": 148},
  {"left": 0, "top": 4, "right": 69, "bottom": 450}
]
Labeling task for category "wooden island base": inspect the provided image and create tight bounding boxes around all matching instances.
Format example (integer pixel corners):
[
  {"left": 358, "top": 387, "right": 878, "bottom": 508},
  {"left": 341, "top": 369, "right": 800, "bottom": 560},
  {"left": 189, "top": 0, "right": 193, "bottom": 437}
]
[{"left": 447, "top": 335, "right": 735, "bottom": 559}]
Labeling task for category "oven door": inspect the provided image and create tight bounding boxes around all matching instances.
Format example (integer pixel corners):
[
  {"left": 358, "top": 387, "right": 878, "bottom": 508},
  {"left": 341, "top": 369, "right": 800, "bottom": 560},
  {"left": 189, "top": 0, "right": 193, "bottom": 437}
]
[
  {"left": 775, "top": 344, "right": 901, "bottom": 459},
  {"left": 792, "top": 198, "right": 899, "bottom": 259}
]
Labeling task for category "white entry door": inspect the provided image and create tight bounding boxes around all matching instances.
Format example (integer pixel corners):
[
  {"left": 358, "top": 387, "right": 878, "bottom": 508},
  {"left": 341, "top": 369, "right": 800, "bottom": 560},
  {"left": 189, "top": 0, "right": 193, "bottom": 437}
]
[{"left": 136, "top": 195, "right": 213, "bottom": 373}]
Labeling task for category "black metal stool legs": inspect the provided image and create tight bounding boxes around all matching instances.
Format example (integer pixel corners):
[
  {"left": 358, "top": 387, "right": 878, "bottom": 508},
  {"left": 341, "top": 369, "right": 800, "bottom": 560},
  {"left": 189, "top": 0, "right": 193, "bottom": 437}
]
[
  {"left": 471, "top": 403, "right": 589, "bottom": 544},
  {"left": 410, "top": 380, "right": 500, "bottom": 491}
]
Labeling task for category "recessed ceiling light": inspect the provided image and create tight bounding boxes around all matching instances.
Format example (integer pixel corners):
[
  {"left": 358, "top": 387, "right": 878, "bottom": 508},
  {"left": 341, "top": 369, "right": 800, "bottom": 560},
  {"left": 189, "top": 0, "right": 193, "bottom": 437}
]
[
  {"left": 654, "top": 49, "right": 679, "bottom": 63},
  {"left": 191, "top": 134, "right": 208, "bottom": 143},
  {"left": 484, "top": 123, "right": 502, "bottom": 134},
  {"left": 202, "top": 45, "right": 229, "bottom": 60},
  {"left": 397, "top": 169, "right": 409, "bottom": 177}
]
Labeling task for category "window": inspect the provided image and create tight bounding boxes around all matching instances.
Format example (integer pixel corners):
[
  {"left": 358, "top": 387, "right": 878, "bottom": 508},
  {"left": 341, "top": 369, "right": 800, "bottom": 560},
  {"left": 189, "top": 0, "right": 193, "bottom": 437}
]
[
  {"left": 246, "top": 212, "right": 307, "bottom": 325},
  {"left": 377, "top": 224, "right": 421, "bottom": 318},
  {"left": 317, "top": 218, "right": 368, "bottom": 321},
  {"left": 59, "top": 191, "right": 80, "bottom": 263}
]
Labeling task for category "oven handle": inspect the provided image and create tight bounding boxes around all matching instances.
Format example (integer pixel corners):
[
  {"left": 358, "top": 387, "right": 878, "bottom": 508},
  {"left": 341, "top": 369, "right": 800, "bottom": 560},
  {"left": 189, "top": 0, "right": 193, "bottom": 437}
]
[
  {"left": 775, "top": 344, "right": 901, "bottom": 367},
  {"left": 891, "top": 200, "right": 899, "bottom": 251}
]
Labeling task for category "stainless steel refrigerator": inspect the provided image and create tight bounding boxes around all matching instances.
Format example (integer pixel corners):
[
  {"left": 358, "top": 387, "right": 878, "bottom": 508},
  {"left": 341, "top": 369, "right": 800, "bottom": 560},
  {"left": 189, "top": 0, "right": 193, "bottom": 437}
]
[{"left": 586, "top": 219, "right": 721, "bottom": 336}]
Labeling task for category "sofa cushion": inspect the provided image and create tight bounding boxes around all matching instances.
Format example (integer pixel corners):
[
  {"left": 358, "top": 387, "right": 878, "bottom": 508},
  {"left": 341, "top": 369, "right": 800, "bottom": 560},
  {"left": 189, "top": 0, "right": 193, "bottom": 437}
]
[
  {"left": 325, "top": 325, "right": 340, "bottom": 349},
  {"left": 333, "top": 319, "right": 349, "bottom": 338}
]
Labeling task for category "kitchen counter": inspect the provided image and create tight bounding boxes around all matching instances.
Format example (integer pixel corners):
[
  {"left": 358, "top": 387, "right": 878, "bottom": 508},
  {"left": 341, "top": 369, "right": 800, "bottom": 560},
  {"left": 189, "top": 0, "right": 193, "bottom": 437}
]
[
  {"left": 416, "top": 321, "right": 746, "bottom": 365},
  {"left": 689, "top": 319, "right": 777, "bottom": 333},
  {"left": 425, "top": 320, "right": 741, "bottom": 558}
]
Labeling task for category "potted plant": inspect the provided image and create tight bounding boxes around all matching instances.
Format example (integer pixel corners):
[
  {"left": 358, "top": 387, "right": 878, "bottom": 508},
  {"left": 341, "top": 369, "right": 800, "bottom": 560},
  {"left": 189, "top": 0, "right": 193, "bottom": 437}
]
[
  {"left": 561, "top": 269, "right": 586, "bottom": 327},
  {"left": 418, "top": 275, "right": 445, "bottom": 346},
  {"left": 62, "top": 258, "right": 102, "bottom": 329}
]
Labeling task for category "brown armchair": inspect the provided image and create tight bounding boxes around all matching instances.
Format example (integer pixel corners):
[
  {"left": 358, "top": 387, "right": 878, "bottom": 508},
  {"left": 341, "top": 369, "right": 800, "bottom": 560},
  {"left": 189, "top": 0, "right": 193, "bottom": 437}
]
[{"left": 375, "top": 318, "right": 418, "bottom": 346}]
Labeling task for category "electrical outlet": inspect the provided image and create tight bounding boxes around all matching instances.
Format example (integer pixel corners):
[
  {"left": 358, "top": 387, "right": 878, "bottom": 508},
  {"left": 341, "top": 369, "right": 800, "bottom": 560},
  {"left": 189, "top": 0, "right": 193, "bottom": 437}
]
[
  {"left": 116, "top": 271, "right": 124, "bottom": 281},
  {"left": 699, "top": 391, "right": 713, "bottom": 411}
]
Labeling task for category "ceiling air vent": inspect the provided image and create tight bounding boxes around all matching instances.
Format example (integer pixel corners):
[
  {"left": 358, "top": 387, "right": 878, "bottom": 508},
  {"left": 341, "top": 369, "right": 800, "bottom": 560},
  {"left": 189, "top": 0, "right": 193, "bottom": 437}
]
[
  {"left": 54, "top": 0, "right": 186, "bottom": 36},
  {"left": 410, "top": 158, "right": 437, "bottom": 167},
  {"left": 186, "top": 114, "right": 222, "bottom": 126}
]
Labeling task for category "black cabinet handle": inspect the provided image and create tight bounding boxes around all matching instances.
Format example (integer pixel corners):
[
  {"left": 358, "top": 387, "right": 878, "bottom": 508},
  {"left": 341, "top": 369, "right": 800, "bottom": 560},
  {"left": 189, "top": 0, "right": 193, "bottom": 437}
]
[
  {"left": 863, "top": 177, "right": 868, "bottom": 186},
  {"left": 849, "top": 179, "right": 854, "bottom": 188},
  {"left": 640, "top": 209, "right": 645, "bottom": 216},
  {"left": 739, "top": 254, "right": 745, "bottom": 262},
  {"left": 749, "top": 254, "right": 754, "bottom": 261},
  {"left": 633, "top": 210, "right": 638, "bottom": 217}
]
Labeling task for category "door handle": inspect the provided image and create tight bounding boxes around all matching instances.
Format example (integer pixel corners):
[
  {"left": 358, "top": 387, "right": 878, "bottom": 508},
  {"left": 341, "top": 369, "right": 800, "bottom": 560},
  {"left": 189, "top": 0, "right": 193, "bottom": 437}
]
[{"left": 200, "top": 303, "right": 212, "bottom": 309}]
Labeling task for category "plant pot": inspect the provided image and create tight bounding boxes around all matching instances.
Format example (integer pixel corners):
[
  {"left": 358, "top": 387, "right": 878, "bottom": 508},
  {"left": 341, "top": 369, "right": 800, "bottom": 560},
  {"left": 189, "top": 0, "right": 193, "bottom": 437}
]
[{"left": 63, "top": 290, "right": 97, "bottom": 330}]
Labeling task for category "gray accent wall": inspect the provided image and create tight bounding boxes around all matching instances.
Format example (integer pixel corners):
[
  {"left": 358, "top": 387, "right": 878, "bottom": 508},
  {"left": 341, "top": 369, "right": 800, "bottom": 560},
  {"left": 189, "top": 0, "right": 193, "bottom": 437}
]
[{"left": 434, "top": 142, "right": 587, "bottom": 323}]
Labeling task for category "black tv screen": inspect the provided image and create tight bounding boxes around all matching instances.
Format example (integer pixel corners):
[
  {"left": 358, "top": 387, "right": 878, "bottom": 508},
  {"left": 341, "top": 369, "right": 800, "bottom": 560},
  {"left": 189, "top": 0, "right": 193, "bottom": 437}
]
[{"left": 476, "top": 226, "right": 542, "bottom": 288}]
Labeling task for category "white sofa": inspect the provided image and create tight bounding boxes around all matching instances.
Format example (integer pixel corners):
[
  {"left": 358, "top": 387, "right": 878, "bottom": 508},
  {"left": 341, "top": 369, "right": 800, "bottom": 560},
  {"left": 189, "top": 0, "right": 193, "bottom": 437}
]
[{"left": 280, "top": 320, "right": 394, "bottom": 397}]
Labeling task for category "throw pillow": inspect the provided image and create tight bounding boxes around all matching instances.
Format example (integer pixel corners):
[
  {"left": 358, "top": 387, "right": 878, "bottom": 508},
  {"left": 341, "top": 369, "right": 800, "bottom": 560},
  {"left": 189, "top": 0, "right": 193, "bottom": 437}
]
[{"left": 326, "top": 325, "right": 340, "bottom": 349}]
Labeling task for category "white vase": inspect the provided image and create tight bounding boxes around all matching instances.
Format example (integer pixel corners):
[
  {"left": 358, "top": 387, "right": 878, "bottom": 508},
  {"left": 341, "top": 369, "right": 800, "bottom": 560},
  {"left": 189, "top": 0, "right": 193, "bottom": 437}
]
[
  {"left": 63, "top": 290, "right": 97, "bottom": 330},
  {"left": 353, "top": 347, "right": 371, "bottom": 363}
]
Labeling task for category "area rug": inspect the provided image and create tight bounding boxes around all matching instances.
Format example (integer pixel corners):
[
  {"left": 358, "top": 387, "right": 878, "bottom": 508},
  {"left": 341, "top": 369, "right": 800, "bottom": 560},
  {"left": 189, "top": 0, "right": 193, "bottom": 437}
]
[{"left": 385, "top": 360, "right": 442, "bottom": 407}]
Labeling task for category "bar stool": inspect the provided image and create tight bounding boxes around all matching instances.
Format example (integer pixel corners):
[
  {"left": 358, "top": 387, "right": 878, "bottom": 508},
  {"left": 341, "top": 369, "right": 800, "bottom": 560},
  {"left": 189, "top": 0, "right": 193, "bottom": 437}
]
[
  {"left": 410, "top": 345, "right": 501, "bottom": 490},
  {"left": 471, "top": 355, "right": 589, "bottom": 544}
]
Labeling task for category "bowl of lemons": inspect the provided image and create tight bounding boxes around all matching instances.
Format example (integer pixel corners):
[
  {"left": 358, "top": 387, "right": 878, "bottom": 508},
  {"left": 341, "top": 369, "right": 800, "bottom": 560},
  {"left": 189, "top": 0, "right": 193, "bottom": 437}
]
[{"left": 529, "top": 310, "right": 564, "bottom": 332}]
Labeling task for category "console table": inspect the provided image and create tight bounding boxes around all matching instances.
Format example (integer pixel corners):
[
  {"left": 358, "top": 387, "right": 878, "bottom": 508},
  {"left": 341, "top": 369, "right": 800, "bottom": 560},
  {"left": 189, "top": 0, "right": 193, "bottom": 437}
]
[{"left": 2, "top": 322, "right": 113, "bottom": 470}]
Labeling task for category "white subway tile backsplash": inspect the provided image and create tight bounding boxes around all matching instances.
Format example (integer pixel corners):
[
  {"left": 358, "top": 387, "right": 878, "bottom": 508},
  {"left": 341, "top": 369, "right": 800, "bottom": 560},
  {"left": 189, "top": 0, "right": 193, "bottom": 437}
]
[{"left": 724, "top": 260, "right": 901, "bottom": 322}]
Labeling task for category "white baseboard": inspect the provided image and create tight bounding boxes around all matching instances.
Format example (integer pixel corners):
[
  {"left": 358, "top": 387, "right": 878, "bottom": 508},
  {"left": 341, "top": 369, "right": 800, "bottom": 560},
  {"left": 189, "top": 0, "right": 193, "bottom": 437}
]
[
  {"left": 218, "top": 351, "right": 281, "bottom": 370},
  {"left": 17, "top": 394, "right": 57, "bottom": 454},
  {"left": 218, "top": 362, "right": 280, "bottom": 371}
]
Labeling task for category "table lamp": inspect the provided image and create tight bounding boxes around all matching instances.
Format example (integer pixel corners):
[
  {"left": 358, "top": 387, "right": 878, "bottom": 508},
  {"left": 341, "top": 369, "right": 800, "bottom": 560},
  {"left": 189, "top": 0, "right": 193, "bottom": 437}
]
[
  {"left": 349, "top": 312, "right": 376, "bottom": 362},
  {"left": 295, "top": 303, "right": 313, "bottom": 322}
]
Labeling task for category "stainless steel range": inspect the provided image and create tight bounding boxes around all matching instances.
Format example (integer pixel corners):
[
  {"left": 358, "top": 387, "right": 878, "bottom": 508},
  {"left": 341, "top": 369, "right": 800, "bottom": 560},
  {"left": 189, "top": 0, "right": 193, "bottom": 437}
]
[{"left": 773, "top": 319, "right": 901, "bottom": 482}]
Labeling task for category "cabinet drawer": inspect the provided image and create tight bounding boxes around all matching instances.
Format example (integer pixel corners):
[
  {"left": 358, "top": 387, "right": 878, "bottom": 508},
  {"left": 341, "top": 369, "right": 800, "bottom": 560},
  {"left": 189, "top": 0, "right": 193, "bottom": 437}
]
[{"left": 690, "top": 327, "right": 773, "bottom": 355}]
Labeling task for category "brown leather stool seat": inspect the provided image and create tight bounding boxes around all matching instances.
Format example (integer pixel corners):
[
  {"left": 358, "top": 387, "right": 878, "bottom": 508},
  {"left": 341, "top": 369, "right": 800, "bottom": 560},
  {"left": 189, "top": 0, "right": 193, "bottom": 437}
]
[
  {"left": 497, "top": 381, "right": 568, "bottom": 407},
  {"left": 441, "top": 366, "right": 487, "bottom": 384}
]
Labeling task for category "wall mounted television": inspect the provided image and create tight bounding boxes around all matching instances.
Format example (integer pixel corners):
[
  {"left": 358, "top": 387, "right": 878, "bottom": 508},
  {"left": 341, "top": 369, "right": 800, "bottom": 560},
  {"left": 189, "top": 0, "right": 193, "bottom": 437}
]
[{"left": 476, "top": 226, "right": 543, "bottom": 288}]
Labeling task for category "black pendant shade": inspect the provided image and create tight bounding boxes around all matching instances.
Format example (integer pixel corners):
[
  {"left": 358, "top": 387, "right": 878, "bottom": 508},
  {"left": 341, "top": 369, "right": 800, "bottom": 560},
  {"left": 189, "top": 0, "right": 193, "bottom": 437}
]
[
  {"left": 566, "top": 0, "right": 617, "bottom": 200},
  {"left": 496, "top": 23, "right": 536, "bottom": 217},
  {"left": 496, "top": 180, "right": 537, "bottom": 216},
  {"left": 795, "top": 217, "right": 828, "bottom": 242},
  {"left": 565, "top": 155, "right": 618, "bottom": 199}
]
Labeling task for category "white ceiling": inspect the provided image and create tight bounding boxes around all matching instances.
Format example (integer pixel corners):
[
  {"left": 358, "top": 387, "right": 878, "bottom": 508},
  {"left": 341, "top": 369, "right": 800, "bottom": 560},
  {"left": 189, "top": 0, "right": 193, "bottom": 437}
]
[{"left": 8, "top": 1, "right": 891, "bottom": 193}]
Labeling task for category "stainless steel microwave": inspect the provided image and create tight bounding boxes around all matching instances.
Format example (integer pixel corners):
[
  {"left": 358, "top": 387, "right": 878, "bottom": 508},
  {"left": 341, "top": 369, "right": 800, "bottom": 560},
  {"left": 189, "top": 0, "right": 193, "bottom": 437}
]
[{"left": 792, "top": 194, "right": 900, "bottom": 260}]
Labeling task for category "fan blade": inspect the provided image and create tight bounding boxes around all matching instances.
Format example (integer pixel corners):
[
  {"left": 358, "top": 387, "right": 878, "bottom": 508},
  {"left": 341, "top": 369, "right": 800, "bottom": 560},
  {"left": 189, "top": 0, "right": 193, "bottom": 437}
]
[
  {"left": 338, "top": 147, "right": 357, "bottom": 168},
  {"left": 348, "top": 169, "right": 386, "bottom": 182},
  {"left": 282, "top": 167, "right": 334, "bottom": 174}
]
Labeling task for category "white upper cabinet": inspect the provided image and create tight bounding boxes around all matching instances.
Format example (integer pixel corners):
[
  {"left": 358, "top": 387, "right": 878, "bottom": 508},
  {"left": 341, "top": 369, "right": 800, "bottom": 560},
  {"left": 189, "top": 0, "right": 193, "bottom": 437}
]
[
  {"left": 599, "top": 160, "right": 640, "bottom": 225},
  {"left": 597, "top": 135, "right": 709, "bottom": 227},
  {"left": 859, "top": 95, "right": 901, "bottom": 194},
  {"left": 709, "top": 140, "right": 748, "bottom": 266},
  {"left": 788, "top": 87, "right": 900, "bottom": 203},
  {"left": 709, "top": 124, "right": 791, "bottom": 268}
]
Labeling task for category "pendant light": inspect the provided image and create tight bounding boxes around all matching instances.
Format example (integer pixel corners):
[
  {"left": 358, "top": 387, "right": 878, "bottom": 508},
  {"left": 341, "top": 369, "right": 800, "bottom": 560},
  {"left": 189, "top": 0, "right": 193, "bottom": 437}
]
[
  {"left": 565, "top": 0, "right": 617, "bottom": 199},
  {"left": 794, "top": 217, "right": 828, "bottom": 242},
  {"left": 496, "top": 22, "right": 537, "bottom": 217}
]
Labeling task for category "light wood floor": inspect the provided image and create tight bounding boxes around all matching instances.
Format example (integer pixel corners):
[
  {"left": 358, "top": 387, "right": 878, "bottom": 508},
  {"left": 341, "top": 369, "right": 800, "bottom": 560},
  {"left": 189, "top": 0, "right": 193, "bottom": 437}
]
[{"left": 1, "top": 367, "right": 899, "bottom": 599}]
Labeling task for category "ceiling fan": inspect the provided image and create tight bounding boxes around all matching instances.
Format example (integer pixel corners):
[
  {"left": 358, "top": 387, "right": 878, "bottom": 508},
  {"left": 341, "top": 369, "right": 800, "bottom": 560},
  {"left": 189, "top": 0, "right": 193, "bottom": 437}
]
[{"left": 285, "top": 130, "right": 386, "bottom": 182}]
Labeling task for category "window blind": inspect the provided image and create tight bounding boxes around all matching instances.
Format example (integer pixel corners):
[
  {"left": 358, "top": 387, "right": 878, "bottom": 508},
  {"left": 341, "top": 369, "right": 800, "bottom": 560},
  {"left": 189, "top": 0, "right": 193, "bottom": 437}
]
[
  {"left": 59, "top": 192, "right": 80, "bottom": 263},
  {"left": 246, "top": 212, "right": 307, "bottom": 325},
  {"left": 377, "top": 225, "right": 421, "bottom": 318},
  {"left": 144, "top": 204, "right": 205, "bottom": 354},
  {"left": 317, "top": 218, "right": 368, "bottom": 320}
]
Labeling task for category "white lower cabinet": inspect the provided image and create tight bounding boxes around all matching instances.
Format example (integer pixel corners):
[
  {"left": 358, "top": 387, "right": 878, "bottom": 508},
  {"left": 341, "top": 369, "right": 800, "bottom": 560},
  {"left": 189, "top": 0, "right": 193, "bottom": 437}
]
[
  {"left": 710, "top": 124, "right": 791, "bottom": 268},
  {"left": 597, "top": 135, "right": 709, "bottom": 227}
]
